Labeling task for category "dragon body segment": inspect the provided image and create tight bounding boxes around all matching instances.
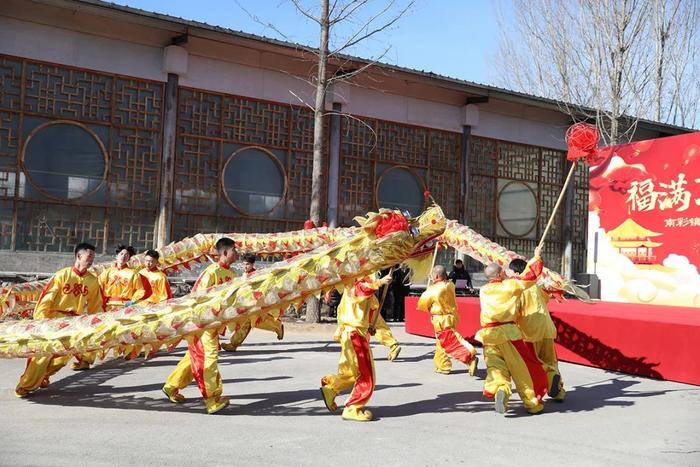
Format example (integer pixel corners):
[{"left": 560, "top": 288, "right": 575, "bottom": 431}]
[
  {"left": 0, "top": 207, "right": 445, "bottom": 359},
  {"left": 0, "top": 214, "right": 585, "bottom": 323},
  {"left": 0, "top": 228, "right": 356, "bottom": 320}
]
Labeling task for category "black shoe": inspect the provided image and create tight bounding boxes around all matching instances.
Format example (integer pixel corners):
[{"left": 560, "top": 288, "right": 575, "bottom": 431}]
[{"left": 548, "top": 374, "right": 561, "bottom": 398}]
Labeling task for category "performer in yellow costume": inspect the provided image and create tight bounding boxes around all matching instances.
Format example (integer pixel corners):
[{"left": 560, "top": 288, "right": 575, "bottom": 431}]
[
  {"left": 509, "top": 258, "right": 565, "bottom": 401},
  {"left": 478, "top": 246, "right": 560, "bottom": 415},
  {"left": 99, "top": 245, "right": 151, "bottom": 311},
  {"left": 221, "top": 254, "right": 284, "bottom": 352},
  {"left": 320, "top": 274, "right": 392, "bottom": 422},
  {"left": 15, "top": 243, "right": 105, "bottom": 397},
  {"left": 416, "top": 265, "right": 478, "bottom": 376},
  {"left": 329, "top": 280, "right": 402, "bottom": 362},
  {"left": 140, "top": 250, "right": 173, "bottom": 304},
  {"left": 162, "top": 237, "right": 237, "bottom": 414}
]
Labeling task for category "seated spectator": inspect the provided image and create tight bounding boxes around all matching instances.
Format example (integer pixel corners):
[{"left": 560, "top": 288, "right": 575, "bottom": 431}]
[{"left": 448, "top": 259, "right": 473, "bottom": 290}]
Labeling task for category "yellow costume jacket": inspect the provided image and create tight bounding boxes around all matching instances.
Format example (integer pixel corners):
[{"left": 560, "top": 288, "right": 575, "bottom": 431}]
[
  {"left": 99, "top": 265, "right": 151, "bottom": 306},
  {"left": 476, "top": 257, "right": 543, "bottom": 345},
  {"left": 34, "top": 267, "right": 105, "bottom": 319},
  {"left": 192, "top": 262, "right": 238, "bottom": 292},
  {"left": 337, "top": 277, "right": 380, "bottom": 334},
  {"left": 516, "top": 286, "right": 557, "bottom": 342},
  {"left": 416, "top": 280, "right": 458, "bottom": 316},
  {"left": 140, "top": 268, "right": 173, "bottom": 304}
]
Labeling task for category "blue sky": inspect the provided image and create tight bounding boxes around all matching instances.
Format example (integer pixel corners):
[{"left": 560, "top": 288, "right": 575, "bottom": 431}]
[{"left": 109, "top": 0, "right": 504, "bottom": 85}]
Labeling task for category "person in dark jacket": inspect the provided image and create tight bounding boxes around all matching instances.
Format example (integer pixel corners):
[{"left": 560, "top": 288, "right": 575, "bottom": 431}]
[
  {"left": 327, "top": 289, "right": 342, "bottom": 318},
  {"left": 391, "top": 264, "right": 411, "bottom": 321},
  {"left": 448, "top": 259, "right": 473, "bottom": 290},
  {"left": 377, "top": 268, "right": 394, "bottom": 320}
]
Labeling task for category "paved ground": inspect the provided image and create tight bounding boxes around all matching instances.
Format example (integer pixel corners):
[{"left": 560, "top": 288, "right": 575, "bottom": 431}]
[{"left": 1, "top": 322, "right": 699, "bottom": 467}]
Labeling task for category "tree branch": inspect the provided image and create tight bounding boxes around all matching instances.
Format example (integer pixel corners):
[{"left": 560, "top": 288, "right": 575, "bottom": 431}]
[
  {"left": 329, "top": 0, "right": 369, "bottom": 25},
  {"left": 290, "top": 0, "right": 322, "bottom": 24},
  {"left": 329, "top": 0, "right": 414, "bottom": 55}
]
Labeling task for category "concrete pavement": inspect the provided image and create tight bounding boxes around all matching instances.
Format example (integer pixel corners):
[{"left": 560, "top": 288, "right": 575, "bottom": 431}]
[{"left": 1, "top": 322, "right": 699, "bottom": 466}]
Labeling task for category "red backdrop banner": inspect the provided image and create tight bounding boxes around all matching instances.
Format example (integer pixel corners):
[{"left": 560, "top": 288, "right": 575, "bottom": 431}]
[{"left": 587, "top": 132, "right": 700, "bottom": 307}]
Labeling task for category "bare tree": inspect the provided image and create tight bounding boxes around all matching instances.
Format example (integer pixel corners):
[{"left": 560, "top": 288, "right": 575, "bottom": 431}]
[
  {"left": 659, "top": 0, "right": 700, "bottom": 127},
  {"left": 651, "top": 0, "right": 678, "bottom": 122},
  {"left": 248, "top": 0, "right": 412, "bottom": 322},
  {"left": 289, "top": 0, "right": 413, "bottom": 225},
  {"left": 493, "top": 0, "right": 699, "bottom": 144}
]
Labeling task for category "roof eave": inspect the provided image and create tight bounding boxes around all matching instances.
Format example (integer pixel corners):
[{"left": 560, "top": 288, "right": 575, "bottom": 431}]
[{"left": 37, "top": 0, "right": 697, "bottom": 134}]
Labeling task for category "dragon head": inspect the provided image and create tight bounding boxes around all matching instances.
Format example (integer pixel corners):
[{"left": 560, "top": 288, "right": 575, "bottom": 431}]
[
  {"left": 408, "top": 204, "right": 447, "bottom": 256},
  {"left": 351, "top": 204, "right": 446, "bottom": 273}
]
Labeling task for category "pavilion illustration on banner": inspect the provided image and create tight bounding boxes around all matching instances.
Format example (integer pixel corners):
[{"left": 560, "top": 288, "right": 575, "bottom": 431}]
[{"left": 606, "top": 218, "right": 663, "bottom": 265}]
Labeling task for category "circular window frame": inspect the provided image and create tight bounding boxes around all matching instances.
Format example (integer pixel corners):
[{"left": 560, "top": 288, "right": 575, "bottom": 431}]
[
  {"left": 496, "top": 180, "right": 540, "bottom": 238},
  {"left": 374, "top": 165, "right": 427, "bottom": 215},
  {"left": 20, "top": 120, "right": 109, "bottom": 202},
  {"left": 220, "top": 145, "right": 288, "bottom": 216}
]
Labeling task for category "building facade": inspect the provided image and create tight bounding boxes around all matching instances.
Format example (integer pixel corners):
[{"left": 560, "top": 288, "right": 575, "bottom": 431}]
[{"left": 0, "top": 0, "right": 689, "bottom": 275}]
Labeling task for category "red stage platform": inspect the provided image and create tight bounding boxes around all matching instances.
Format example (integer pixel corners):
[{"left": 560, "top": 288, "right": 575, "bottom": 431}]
[{"left": 405, "top": 296, "right": 700, "bottom": 386}]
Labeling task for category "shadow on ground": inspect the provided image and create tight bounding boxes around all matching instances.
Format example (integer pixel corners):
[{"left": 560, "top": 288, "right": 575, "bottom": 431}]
[
  {"left": 25, "top": 358, "right": 423, "bottom": 417},
  {"left": 18, "top": 339, "right": 689, "bottom": 419},
  {"left": 19, "top": 340, "right": 428, "bottom": 416}
]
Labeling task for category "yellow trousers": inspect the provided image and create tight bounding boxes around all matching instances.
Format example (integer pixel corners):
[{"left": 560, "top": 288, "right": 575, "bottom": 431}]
[
  {"left": 335, "top": 315, "right": 398, "bottom": 350},
  {"left": 16, "top": 355, "right": 72, "bottom": 393},
  {"left": 533, "top": 338, "right": 559, "bottom": 374},
  {"left": 228, "top": 313, "right": 283, "bottom": 348},
  {"left": 373, "top": 315, "right": 398, "bottom": 349},
  {"left": 17, "top": 310, "right": 90, "bottom": 394},
  {"left": 483, "top": 339, "right": 549, "bottom": 412},
  {"left": 166, "top": 328, "right": 223, "bottom": 410},
  {"left": 322, "top": 328, "right": 375, "bottom": 411},
  {"left": 533, "top": 338, "right": 563, "bottom": 392},
  {"left": 431, "top": 315, "right": 476, "bottom": 372}
]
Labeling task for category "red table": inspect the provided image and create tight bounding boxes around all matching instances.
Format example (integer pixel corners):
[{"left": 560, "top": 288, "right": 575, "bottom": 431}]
[{"left": 405, "top": 296, "right": 700, "bottom": 386}]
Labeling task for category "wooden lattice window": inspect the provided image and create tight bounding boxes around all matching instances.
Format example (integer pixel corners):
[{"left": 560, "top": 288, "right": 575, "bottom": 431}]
[
  {"left": 467, "top": 135, "right": 588, "bottom": 274},
  {"left": 338, "top": 116, "right": 461, "bottom": 226},
  {"left": 173, "top": 88, "right": 319, "bottom": 239},
  {"left": 0, "top": 54, "right": 164, "bottom": 253}
]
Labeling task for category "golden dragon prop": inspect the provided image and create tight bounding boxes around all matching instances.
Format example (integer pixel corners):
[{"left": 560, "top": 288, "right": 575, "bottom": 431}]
[
  {"left": 0, "top": 217, "right": 585, "bottom": 321},
  {"left": 440, "top": 220, "right": 587, "bottom": 298},
  {"left": 0, "top": 227, "right": 357, "bottom": 320},
  {"left": 0, "top": 207, "right": 445, "bottom": 359}
]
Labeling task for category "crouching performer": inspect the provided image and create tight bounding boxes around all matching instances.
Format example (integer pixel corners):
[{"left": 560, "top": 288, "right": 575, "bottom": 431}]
[
  {"left": 16, "top": 243, "right": 105, "bottom": 397},
  {"left": 320, "top": 274, "right": 392, "bottom": 422},
  {"left": 478, "top": 246, "right": 559, "bottom": 415},
  {"left": 416, "top": 265, "right": 478, "bottom": 376},
  {"left": 162, "top": 237, "right": 237, "bottom": 414},
  {"left": 509, "top": 258, "right": 565, "bottom": 401}
]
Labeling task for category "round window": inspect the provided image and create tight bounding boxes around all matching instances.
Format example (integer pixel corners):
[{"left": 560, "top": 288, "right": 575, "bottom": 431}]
[
  {"left": 376, "top": 166, "right": 425, "bottom": 216},
  {"left": 222, "top": 147, "right": 286, "bottom": 215},
  {"left": 22, "top": 121, "right": 107, "bottom": 200},
  {"left": 497, "top": 181, "right": 538, "bottom": 237}
]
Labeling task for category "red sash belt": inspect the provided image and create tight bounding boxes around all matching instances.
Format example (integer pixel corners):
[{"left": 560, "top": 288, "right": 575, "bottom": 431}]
[{"left": 482, "top": 320, "right": 515, "bottom": 328}]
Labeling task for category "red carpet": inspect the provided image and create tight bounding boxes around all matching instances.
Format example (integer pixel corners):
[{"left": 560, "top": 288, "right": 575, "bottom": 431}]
[{"left": 405, "top": 297, "right": 700, "bottom": 386}]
